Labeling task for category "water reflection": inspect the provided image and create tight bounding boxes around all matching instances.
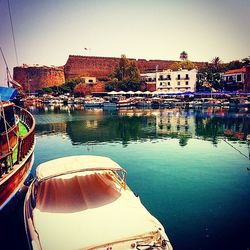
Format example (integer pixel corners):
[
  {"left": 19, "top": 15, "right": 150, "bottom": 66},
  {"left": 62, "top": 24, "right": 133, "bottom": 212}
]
[{"left": 29, "top": 104, "right": 250, "bottom": 147}]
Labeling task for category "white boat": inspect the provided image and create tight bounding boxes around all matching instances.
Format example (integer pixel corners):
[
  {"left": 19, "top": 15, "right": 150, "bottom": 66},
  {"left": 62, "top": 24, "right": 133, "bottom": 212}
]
[
  {"left": 24, "top": 155, "right": 173, "bottom": 250},
  {"left": 113, "top": 97, "right": 133, "bottom": 107},
  {"left": 84, "top": 97, "right": 104, "bottom": 108}
]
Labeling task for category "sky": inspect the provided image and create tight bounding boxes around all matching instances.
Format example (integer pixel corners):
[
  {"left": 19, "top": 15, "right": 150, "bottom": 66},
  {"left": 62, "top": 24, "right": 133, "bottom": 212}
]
[{"left": 0, "top": 0, "right": 250, "bottom": 85}]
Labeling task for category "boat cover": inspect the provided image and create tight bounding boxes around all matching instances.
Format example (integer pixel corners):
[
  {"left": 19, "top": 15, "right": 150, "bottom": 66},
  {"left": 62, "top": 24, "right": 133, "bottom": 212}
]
[
  {"left": 0, "top": 87, "right": 17, "bottom": 101},
  {"left": 33, "top": 171, "right": 163, "bottom": 250},
  {"left": 36, "top": 155, "right": 124, "bottom": 180}
]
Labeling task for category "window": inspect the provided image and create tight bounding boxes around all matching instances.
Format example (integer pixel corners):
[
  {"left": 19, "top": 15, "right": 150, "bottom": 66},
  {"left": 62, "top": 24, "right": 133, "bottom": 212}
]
[
  {"left": 88, "top": 79, "right": 93, "bottom": 83},
  {"left": 185, "top": 74, "right": 189, "bottom": 79},
  {"left": 168, "top": 82, "right": 171, "bottom": 86},
  {"left": 160, "top": 82, "right": 162, "bottom": 86},
  {"left": 167, "top": 75, "right": 171, "bottom": 80},
  {"left": 177, "top": 82, "right": 180, "bottom": 86},
  {"left": 177, "top": 74, "right": 180, "bottom": 80},
  {"left": 237, "top": 74, "right": 242, "bottom": 82},
  {"left": 186, "top": 81, "right": 189, "bottom": 85}
]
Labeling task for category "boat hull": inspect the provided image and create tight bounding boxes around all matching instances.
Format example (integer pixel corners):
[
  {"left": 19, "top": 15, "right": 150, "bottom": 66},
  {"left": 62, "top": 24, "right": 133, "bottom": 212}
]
[{"left": 0, "top": 145, "right": 34, "bottom": 210}]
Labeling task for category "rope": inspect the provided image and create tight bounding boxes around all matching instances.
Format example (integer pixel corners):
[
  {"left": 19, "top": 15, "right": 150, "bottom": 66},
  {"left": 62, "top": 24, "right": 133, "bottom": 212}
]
[
  {"left": 223, "top": 139, "right": 250, "bottom": 160},
  {"left": 0, "top": 47, "right": 12, "bottom": 79},
  {"left": 7, "top": 0, "right": 19, "bottom": 65}
]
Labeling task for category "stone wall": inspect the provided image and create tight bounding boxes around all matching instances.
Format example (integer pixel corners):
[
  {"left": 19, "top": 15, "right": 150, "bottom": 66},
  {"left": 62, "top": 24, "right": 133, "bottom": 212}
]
[
  {"left": 13, "top": 55, "right": 205, "bottom": 91},
  {"left": 64, "top": 55, "right": 204, "bottom": 80},
  {"left": 64, "top": 56, "right": 121, "bottom": 80},
  {"left": 13, "top": 65, "right": 65, "bottom": 92}
]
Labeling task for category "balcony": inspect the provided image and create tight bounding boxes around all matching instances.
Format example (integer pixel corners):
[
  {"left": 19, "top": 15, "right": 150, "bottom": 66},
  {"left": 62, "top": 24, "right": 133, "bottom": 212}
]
[
  {"left": 176, "top": 77, "right": 190, "bottom": 80},
  {"left": 158, "top": 77, "right": 171, "bottom": 81}
]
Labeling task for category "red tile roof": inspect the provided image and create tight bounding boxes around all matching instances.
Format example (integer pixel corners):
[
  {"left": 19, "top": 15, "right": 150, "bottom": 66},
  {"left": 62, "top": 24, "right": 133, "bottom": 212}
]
[{"left": 224, "top": 68, "right": 246, "bottom": 75}]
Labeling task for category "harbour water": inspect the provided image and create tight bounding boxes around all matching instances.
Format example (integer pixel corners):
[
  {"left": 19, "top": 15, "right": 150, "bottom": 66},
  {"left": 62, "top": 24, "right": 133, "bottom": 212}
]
[{"left": 1, "top": 105, "right": 250, "bottom": 249}]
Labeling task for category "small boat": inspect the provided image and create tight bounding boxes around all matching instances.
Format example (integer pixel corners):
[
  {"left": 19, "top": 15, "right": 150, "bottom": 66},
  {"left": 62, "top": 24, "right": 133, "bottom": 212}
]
[
  {"left": 84, "top": 97, "right": 104, "bottom": 108},
  {"left": 0, "top": 87, "right": 35, "bottom": 210},
  {"left": 24, "top": 155, "right": 173, "bottom": 250},
  {"left": 113, "top": 97, "right": 133, "bottom": 107}
]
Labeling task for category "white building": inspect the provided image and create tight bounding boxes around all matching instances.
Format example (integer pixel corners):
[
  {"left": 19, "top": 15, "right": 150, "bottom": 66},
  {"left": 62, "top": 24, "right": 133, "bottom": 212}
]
[
  {"left": 141, "top": 69, "right": 197, "bottom": 93},
  {"left": 80, "top": 76, "right": 96, "bottom": 84}
]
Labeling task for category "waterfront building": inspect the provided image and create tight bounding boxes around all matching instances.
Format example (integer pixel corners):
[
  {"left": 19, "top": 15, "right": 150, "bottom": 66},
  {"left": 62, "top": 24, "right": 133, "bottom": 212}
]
[
  {"left": 221, "top": 67, "right": 247, "bottom": 91},
  {"left": 141, "top": 69, "right": 197, "bottom": 93}
]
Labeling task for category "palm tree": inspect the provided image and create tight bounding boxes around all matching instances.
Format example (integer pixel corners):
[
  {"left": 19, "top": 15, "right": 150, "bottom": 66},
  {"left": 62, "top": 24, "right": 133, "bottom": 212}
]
[
  {"left": 180, "top": 51, "right": 188, "bottom": 61},
  {"left": 211, "top": 57, "right": 222, "bottom": 70}
]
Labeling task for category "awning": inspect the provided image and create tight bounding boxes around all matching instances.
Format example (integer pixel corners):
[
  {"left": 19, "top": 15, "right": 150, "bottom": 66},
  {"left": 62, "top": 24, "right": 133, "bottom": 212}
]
[
  {"left": 127, "top": 91, "right": 135, "bottom": 95},
  {"left": 0, "top": 87, "right": 18, "bottom": 101},
  {"left": 108, "top": 91, "right": 118, "bottom": 95}
]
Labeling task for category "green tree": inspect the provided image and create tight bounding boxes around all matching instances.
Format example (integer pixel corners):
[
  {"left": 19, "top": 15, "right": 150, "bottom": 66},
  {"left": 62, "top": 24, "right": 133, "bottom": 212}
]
[
  {"left": 114, "top": 54, "right": 129, "bottom": 81},
  {"left": 108, "top": 54, "right": 141, "bottom": 91},
  {"left": 196, "top": 58, "right": 225, "bottom": 91},
  {"left": 225, "top": 60, "right": 243, "bottom": 71},
  {"left": 125, "top": 61, "right": 140, "bottom": 81},
  {"left": 241, "top": 56, "right": 250, "bottom": 66},
  {"left": 170, "top": 60, "right": 196, "bottom": 71},
  {"left": 211, "top": 56, "right": 223, "bottom": 71}
]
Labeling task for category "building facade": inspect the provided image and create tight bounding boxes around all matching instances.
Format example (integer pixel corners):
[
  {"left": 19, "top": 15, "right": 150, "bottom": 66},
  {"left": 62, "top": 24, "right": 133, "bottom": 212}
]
[
  {"left": 221, "top": 68, "right": 246, "bottom": 91},
  {"left": 141, "top": 69, "right": 197, "bottom": 93}
]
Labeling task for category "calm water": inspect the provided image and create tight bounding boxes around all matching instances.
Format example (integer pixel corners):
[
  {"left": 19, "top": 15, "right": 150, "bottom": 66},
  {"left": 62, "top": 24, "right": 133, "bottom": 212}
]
[{"left": 1, "top": 105, "right": 250, "bottom": 250}]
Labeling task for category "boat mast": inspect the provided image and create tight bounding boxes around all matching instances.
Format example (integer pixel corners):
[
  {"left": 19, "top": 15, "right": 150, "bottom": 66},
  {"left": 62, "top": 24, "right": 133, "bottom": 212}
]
[{"left": 0, "top": 47, "right": 12, "bottom": 87}]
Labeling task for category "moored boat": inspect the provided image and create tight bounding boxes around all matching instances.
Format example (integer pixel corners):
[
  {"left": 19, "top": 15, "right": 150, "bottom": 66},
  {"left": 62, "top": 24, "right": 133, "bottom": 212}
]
[
  {"left": 112, "top": 96, "right": 133, "bottom": 107},
  {"left": 0, "top": 87, "right": 35, "bottom": 211},
  {"left": 24, "top": 155, "right": 173, "bottom": 250},
  {"left": 84, "top": 97, "right": 104, "bottom": 108}
]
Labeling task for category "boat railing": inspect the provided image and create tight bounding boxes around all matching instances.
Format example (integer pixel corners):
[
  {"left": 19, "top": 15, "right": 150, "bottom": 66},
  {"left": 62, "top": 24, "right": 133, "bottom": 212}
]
[{"left": 14, "top": 105, "right": 35, "bottom": 163}]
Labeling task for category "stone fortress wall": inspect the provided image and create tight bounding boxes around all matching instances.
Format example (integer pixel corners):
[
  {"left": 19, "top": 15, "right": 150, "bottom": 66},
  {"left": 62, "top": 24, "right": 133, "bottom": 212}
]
[
  {"left": 13, "top": 65, "right": 65, "bottom": 91},
  {"left": 14, "top": 55, "right": 204, "bottom": 91}
]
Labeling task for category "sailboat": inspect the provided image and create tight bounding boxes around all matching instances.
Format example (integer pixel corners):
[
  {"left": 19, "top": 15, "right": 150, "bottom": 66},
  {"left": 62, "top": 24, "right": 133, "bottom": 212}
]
[{"left": 0, "top": 48, "right": 36, "bottom": 211}]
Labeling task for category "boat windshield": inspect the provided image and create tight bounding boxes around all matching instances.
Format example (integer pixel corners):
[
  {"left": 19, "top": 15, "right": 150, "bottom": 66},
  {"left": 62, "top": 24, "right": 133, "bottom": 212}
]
[{"left": 35, "top": 170, "right": 123, "bottom": 213}]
